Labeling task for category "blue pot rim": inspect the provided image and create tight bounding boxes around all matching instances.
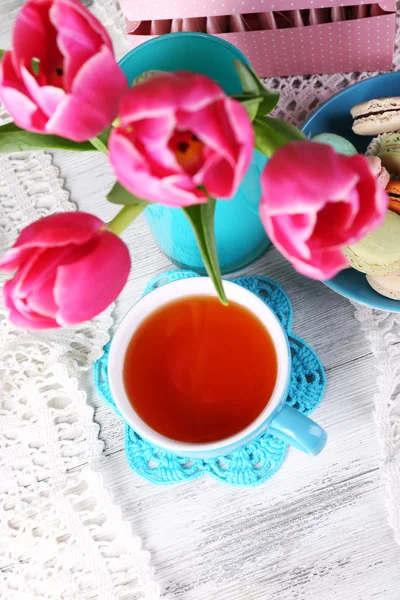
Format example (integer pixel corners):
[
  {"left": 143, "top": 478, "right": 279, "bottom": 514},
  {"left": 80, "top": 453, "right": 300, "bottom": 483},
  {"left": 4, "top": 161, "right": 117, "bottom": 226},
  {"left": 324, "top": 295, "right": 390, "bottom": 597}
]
[{"left": 118, "top": 31, "right": 250, "bottom": 70}]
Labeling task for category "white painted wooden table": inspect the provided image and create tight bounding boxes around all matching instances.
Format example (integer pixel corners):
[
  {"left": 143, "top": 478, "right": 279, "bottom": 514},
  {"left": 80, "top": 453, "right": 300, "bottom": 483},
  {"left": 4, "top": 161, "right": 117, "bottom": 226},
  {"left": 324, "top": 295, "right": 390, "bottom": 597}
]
[{"left": 1, "top": 2, "right": 400, "bottom": 598}]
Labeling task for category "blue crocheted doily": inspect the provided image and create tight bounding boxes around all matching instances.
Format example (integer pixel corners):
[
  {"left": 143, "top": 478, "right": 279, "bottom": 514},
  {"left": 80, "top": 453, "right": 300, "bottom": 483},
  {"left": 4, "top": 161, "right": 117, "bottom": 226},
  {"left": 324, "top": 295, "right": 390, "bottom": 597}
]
[{"left": 94, "top": 271, "right": 326, "bottom": 486}]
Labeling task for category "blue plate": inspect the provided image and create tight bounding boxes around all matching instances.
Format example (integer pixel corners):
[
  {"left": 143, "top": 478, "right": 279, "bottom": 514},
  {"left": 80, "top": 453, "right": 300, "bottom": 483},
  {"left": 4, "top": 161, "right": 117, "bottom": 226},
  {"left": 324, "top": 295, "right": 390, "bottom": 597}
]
[{"left": 302, "top": 72, "right": 400, "bottom": 312}]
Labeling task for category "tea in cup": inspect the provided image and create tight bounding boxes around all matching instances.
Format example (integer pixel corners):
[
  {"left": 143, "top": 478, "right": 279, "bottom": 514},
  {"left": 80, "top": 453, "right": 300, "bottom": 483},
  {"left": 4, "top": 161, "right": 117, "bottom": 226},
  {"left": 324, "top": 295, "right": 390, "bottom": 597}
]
[{"left": 108, "top": 278, "right": 327, "bottom": 458}]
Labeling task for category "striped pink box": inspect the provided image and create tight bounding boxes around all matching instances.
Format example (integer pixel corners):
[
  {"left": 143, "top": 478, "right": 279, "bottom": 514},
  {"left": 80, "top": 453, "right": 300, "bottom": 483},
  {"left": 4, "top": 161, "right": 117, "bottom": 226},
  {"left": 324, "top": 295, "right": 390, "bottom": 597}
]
[{"left": 120, "top": 0, "right": 396, "bottom": 77}]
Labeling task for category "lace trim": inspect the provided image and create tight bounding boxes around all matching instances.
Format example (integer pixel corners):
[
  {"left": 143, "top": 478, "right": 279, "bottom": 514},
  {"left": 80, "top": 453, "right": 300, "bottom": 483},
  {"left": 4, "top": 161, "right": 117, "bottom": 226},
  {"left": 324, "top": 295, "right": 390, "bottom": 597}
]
[
  {"left": 0, "top": 124, "right": 159, "bottom": 598},
  {"left": 353, "top": 304, "right": 400, "bottom": 546}
]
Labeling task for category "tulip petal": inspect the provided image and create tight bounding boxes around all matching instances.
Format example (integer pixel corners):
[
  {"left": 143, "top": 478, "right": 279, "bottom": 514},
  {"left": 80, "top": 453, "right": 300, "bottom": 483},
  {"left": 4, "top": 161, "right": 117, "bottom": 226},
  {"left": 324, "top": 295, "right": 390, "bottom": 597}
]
[
  {"left": 200, "top": 158, "right": 236, "bottom": 198},
  {"left": 118, "top": 72, "right": 224, "bottom": 125},
  {"left": 0, "top": 212, "right": 102, "bottom": 277},
  {"left": 0, "top": 84, "right": 49, "bottom": 132},
  {"left": 7, "top": 307, "right": 60, "bottom": 329},
  {"left": 12, "top": 0, "right": 55, "bottom": 72},
  {"left": 51, "top": 0, "right": 109, "bottom": 90},
  {"left": 0, "top": 50, "right": 29, "bottom": 95},
  {"left": 223, "top": 98, "right": 254, "bottom": 193},
  {"left": 0, "top": 52, "right": 49, "bottom": 132},
  {"left": 26, "top": 273, "right": 58, "bottom": 318},
  {"left": 309, "top": 197, "right": 359, "bottom": 250},
  {"left": 3, "top": 279, "right": 59, "bottom": 329},
  {"left": 265, "top": 212, "right": 316, "bottom": 261},
  {"left": 21, "top": 65, "right": 65, "bottom": 118},
  {"left": 262, "top": 142, "right": 360, "bottom": 215},
  {"left": 18, "top": 243, "right": 93, "bottom": 299},
  {"left": 290, "top": 248, "right": 349, "bottom": 280},
  {"left": 131, "top": 116, "right": 181, "bottom": 173},
  {"left": 344, "top": 155, "right": 389, "bottom": 241},
  {"left": 46, "top": 45, "right": 127, "bottom": 141},
  {"left": 0, "top": 247, "right": 36, "bottom": 272},
  {"left": 55, "top": 231, "right": 131, "bottom": 325},
  {"left": 177, "top": 101, "right": 236, "bottom": 164},
  {"left": 109, "top": 132, "right": 206, "bottom": 207},
  {"left": 53, "top": 0, "right": 113, "bottom": 50},
  {"left": 134, "top": 115, "right": 176, "bottom": 147},
  {"left": 4, "top": 212, "right": 103, "bottom": 254},
  {"left": 179, "top": 97, "right": 254, "bottom": 198},
  {"left": 266, "top": 211, "right": 348, "bottom": 278}
]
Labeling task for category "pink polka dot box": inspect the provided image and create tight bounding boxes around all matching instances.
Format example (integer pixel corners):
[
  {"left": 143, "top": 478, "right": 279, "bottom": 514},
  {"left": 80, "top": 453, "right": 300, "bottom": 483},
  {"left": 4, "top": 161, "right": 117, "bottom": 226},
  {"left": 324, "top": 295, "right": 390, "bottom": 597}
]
[{"left": 120, "top": 0, "right": 395, "bottom": 77}]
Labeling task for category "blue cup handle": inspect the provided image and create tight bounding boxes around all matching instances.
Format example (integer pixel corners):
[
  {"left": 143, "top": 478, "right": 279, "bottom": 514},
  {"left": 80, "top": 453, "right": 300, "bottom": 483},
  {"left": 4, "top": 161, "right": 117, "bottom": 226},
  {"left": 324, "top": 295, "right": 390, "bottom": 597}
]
[{"left": 268, "top": 405, "right": 327, "bottom": 455}]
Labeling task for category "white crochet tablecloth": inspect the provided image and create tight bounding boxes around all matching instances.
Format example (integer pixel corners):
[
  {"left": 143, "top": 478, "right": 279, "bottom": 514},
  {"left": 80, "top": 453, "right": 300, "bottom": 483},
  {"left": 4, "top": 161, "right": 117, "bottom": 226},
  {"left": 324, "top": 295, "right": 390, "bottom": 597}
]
[
  {"left": 0, "top": 109, "right": 160, "bottom": 597},
  {"left": 92, "top": 0, "right": 400, "bottom": 548}
]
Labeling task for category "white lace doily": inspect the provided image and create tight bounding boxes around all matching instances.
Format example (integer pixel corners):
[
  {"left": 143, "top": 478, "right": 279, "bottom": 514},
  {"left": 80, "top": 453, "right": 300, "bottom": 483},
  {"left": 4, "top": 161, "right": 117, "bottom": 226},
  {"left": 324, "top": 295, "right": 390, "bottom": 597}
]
[
  {"left": 0, "top": 145, "right": 159, "bottom": 596},
  {"left": 353, "top": 305, "right": 400, "bottom": 546}
]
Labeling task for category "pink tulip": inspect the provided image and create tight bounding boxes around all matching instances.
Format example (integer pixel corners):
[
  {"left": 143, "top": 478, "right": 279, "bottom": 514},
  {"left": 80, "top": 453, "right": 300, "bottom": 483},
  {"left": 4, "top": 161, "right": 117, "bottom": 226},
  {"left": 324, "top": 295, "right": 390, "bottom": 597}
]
[
  {"left": 0, "top": 212, "right": 131, "bottom": 328},
  {"left": 108, "top": 72, "right": 254, "bottom": 207},
  {"left": 0, "top": 0, "right": 127, "bottom": 142},
  {"left": 260, "top": 141, "right": 388, "bottom": 280}
]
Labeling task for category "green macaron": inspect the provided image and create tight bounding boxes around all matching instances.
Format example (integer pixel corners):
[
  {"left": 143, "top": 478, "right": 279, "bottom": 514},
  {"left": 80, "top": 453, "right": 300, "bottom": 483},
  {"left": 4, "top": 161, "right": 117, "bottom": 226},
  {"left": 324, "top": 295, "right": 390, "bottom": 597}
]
[
  {"left": 344, "top": 210, "right": 400, "bottom": 275},
  {"left": 377, "top": 133, "right": 400, "bottom": 174},
  {"left": 311, "top": 133, "right": 358, "bottom": 156}
]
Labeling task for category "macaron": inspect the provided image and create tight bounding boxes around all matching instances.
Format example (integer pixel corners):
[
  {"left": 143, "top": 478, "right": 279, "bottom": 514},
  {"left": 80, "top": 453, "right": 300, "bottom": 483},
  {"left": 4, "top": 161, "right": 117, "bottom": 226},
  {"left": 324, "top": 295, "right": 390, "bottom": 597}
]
[
  {"left": 351, "top": 97, "right": 400, "bottom": 135},
  {"left": 311, "top": 133, "right": 357, "bottom": 156},
  {"left": 365, "top": 155, "right": 390, "bottom": 189},
  {"left": 386, "top": 181, "right": 400, "bottom": 215},
  {"left": 344, "top": 210, "right": 400, "bottom": 274},
  {"left": 377, "top": 133, "right": 400, "bottom": 174},
  {"left": 367, "top": 269, "right": 400, "bottom": 300}
]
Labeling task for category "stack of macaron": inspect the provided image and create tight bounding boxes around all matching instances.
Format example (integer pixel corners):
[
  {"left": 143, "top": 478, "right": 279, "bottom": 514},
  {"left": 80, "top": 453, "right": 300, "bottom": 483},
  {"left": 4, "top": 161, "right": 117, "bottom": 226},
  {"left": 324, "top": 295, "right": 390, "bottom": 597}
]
[{"left": 348, "top": 97, "right": 400, "bottom": 300}]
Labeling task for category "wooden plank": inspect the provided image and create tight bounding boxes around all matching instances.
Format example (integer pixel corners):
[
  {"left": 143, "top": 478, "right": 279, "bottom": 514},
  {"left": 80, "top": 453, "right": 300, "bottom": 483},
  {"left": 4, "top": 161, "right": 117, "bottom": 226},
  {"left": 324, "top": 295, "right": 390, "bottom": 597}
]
[
  {"left": 2, "top": 5, "right": 399, "bottom": 599},
  {"left": 97, "top": 353, "right": 400, "bottom": 599}
]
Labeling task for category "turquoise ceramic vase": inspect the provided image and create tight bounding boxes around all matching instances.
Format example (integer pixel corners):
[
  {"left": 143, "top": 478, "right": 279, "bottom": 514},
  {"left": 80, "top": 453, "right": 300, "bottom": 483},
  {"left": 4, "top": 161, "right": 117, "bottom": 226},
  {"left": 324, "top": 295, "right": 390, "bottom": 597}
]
[{"left": 119, "top": 33, "right": 270, "bottom": 274}]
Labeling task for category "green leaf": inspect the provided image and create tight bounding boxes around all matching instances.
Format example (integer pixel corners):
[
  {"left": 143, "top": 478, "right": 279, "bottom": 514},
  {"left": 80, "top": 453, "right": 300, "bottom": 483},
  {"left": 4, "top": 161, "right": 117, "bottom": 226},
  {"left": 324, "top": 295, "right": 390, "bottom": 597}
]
[
  {"left": 107, "top": 181, "right": 148, "bottom": 208},
  {"left": 0, "top": 50, "right": 5, "bottom": 62},
  {"left": 240, "top": 97, "right": 263, "bottom": 122},
  {"left": 254, "top": 116, "right": 306, "bottom": 157},
  {"left": 233, "top": 61, "right": 280, "bottom": 116},
  {"left": 89, "top": 135, "right": 108, "bottom": 154},
  {"left": 0, "top": 121, "right": 95, "bottom": 152},
  {"left": 183, "top": 199, "right": 228, "bottom": 306},
  {"left": 97, "top": 125, "right": 112, "bottom": 147},
  {"left": 31, "top": 58, "right": 40, "bottom": 75}
]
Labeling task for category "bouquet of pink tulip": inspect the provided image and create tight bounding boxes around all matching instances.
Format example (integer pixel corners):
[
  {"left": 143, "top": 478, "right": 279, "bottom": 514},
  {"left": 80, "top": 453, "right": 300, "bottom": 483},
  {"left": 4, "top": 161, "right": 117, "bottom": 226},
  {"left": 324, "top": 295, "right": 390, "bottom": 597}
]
[{"left": 0, "top": 0, "right": 388, "bottom": 329}]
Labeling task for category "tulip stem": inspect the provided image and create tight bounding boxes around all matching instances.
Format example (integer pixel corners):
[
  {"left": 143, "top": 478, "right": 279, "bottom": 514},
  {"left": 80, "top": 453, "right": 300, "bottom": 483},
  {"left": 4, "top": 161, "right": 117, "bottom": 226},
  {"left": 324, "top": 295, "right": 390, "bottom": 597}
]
[
  {"left": 90, "top": 136, "right": 108, "bottom": 154},
  {"left": 108, "top": 203, "right": 147, "bottom": 235}
]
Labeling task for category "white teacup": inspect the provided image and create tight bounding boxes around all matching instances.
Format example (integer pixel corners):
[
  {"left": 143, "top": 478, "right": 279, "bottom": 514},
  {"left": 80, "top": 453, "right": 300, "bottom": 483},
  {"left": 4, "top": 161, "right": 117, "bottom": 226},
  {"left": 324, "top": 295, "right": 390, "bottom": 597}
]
[{"left": 108, "top": 278, "right": 327, "bottom": 458}]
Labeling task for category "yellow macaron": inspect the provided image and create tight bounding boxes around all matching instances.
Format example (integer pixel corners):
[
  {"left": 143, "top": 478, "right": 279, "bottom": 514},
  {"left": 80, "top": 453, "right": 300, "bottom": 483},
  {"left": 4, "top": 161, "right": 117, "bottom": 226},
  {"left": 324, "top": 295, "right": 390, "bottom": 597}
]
[{"left": 344, "top": 210, "right": 400, "bottom": 274}]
